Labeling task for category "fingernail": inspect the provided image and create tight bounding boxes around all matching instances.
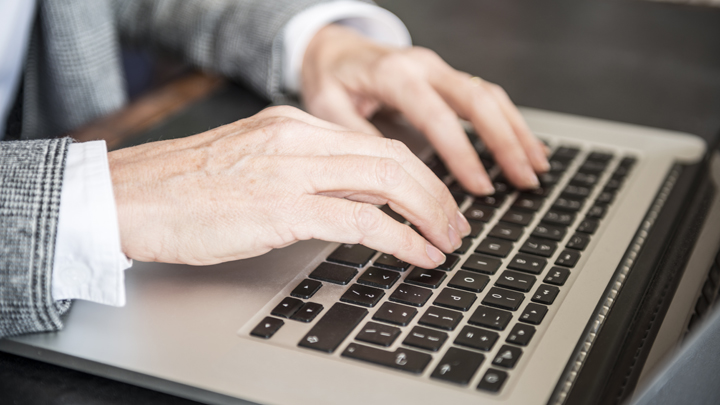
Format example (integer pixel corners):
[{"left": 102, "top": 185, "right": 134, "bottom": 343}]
[
  {"left": 526, "top": 170, "right": 540, "bottom": 189},
  {"left": 456, "top": 210, "right": 471, "bottom": 237},
  {"left": 536, "top": 151, "right": 551, "bottom": 172},
  {"left": 478, "top": 176, "right": 495, "bottom": 195},
  {"left": 448, "top": 224, "right": 462, "bottom": 250},
  {"left": 426, "top": 243, "right": 446, "bottom": 266}
]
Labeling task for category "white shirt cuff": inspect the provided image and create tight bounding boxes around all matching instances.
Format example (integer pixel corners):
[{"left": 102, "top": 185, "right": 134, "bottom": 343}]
[
  {"left": 52, "top": 141, "right": 131, "bottom": 307},
  {"left": 282, "top": 0, "right": 412, "bottom": 94}
]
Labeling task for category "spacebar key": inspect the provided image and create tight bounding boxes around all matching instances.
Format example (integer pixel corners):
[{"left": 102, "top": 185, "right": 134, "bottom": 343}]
[
  {"left": 298, "top": 303, "right": 367, "bottom": 353},
  {"left": 342, "top": 343, "right": 432, "bottom": 374}
]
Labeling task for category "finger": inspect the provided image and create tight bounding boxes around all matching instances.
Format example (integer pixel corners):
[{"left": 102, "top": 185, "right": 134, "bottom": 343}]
[
  {"left": 431, "top": 70, "right": 540, "bottom": 189},
  {"left": 296, "top": 196, "right": 447, "bottom": 269},
  {"left": 255, "top": 105, "right": 352, "bottom": 133},
  {"left": 376, "top": 72, "right": 494, "bottom": 196},
  {"left": 310, "top": 133, "right": 471, "bottom": 237},
  {"left": 304, "top": 82, "right": 383, "bottom": 137},
  {"left": 297, "top": 154, "right": 461, "bottom": 253},
  {"left": 481, "top": 81, "right": 549, "bottom": 172}
]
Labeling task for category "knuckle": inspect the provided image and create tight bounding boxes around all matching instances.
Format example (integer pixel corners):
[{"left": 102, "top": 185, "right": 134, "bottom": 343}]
[
  {"left": 353, "top": 204, "right": 384, "bottom": 235},
  {"left": 406, "top": 46, "right": 441, "bottom": 63},
  {"left": 375, "top": 158, "right": 405, "bottom": 189},
  {"left": 386, "top": 139, "right": 412, "bottom": 161},
  {"left": 262, "top": 105, "right": 304, "bottom": 118}
]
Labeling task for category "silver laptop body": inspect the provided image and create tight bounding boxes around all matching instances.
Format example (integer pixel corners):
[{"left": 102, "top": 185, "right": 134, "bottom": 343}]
[{"left": 0, "top": 108, "right": 710, "bottom": 405}]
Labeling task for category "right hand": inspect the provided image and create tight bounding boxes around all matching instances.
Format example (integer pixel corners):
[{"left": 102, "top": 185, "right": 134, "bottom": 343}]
[{"left": 108, "top": 106, "right": 470, "bottom": 269}]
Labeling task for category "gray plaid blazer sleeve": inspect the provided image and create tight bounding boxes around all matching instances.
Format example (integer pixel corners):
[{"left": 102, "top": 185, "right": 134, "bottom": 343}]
[
  {"left": 113, "top": 0, "right": 347, "bottom": 101},
  {"left": 0, "top": 138, "right": 72, "bottom": 338}
]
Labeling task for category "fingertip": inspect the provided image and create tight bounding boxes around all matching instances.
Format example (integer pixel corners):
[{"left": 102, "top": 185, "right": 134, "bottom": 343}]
[{"left": 426, "top": 242, "right": 446, "bottom": 266}]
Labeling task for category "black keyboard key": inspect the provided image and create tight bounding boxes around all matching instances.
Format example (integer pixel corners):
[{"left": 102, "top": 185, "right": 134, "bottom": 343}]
[
  {"left": 434, "top": 288, "right": 477, "bottom": 311},
  {"left": 587, "top": 151, "right": 613, "bottom": 162},
  {"left": 327, "top": 244, "right": 376, "bottom": 267},
  {"left": 299, "top": 303, "right": 367, "bottom": 353},
  {"left": 290, "top": 302, "right": 324, "bottom": 322},
  {"left": 489, "top": 223, "right": 524, "bottom": 241},
  {"left": 532, "top": 284, "right": 561, "bottom": 305},
  {"left": 482, "top": 287, "right": 525, "bottom": 311},
  {"left": 563, "top": 185, "right": 591, "bottom": 198},
  {"left": 577, "top": 218, "right": 600, "bottom": 234},
  {"left": 605, "top": 177, "right": 622, "bottom": 190},
  {"left": 448, "top": 271, "right": 489, "bottom": 293},
  {"left": 549, "top": 159, "right": 568, "bottom": 173},
  {"left": 492, "top": 179, "right": 513, "bottom": 194},
  {"left": 492, "top": 345, "right": 523, "bottom": 368},
  {"left": 553, "top": 196, "right": 584, "bottom": 212},
  {"left": 406, "top": 268, "right": 447, "bottom": 289},
  {"left": 291, "top": 279, "right": 322, "bottom": 299},
  {"left": 532, "top": 223, "right": 567, "bottom": 242},
  {"left": 538, "top": 172, "right": 561, "bottom": 186},
  {"left": 474, "top": 194, "right": 506, "bottom": 208},
  {"left": 578, "top": 160, "right": 607, "bottom": 174},
  {"left": 475, "top": 237, "right": 513, "bottom": 258},
  {"left": 432, "top": 347, "right": 485, "bottom": 385},
  {"left": 271, "top": 297, "right": 304, "bottom": 318},
  {"left": 464, "top": 204, "right": 496, "bottom": 222},
  {"left": 524, "top": 185, "right": 554, "bottom": 198},
  {"left": 544, "top": 266, "right": 571, "bottom": 286},
  {"left": 358, "top": 267, "right": 401, "bottom": 289},
  {"left": 468, "top": 220, "right": 485, "bottom": 238},
  {"left": 512, "top": 195, "right": 544, "bottom": 211},
  {"left": 520, "top": 237, "right": 558, "bottom": 258},
  {"left": 452, "top": 191, "right": 467, "bottom": 206},
  {"left": 500, "top": 209, "right": 534, "bottom": 226},
  {"left": 587, "top": 204, "right": 607, "bottom": 219},
  {"left": 418, "top": 306, "right": 463, "bottom": 330},
  {"left": 355, "top": 322, "right": 401, "bottom": 347},
  {"left": 519, "top": 303, "right": 548, "bottom": 325},
  {"left": 250, "top": 317, "right": 284, "bottom": 339},
  {"left": 389, "top": 283, "right": 433, "bottom": 307},
  {"left": 570, "top": 172, "right": 599, "bottom": 187},
  {"left": 620, "top": 156, "right": 637, "bottom": 168},
  {"left": 403, "top": 326, "right": 448, "bottom": 352},
  {"left": 469, "top": 306, "right": 512, "bottom": 330},
  {"left": 555, "top": 249, "right": 581, "bottom": 268},
  {"left": 495, "top": 270, "right": 537, "bottom": 292},
  {"left": 542, "top": 210, "right": 576, "bottom": 227},
  {"left": 507, "top": 253, "right": 547, "bottom": 275},
  {"left": 341, "top": 284, "right": 385, "bottom": 307},
  {"left": 462, "top": 254, "right": 502, "bottom": 275},
  {"left": 477, "top": 369, "right": 508, "bottom": 393},
  {"left": 566, "top": 233, "right": 590, "bottom": 250},
  {"left": 373, "top": 302, "right": 417, "bottom": 326},
  {"left": 309, "top": 262, "right": 357, "bottom": 285},
  {"left": 454, "top": 325, "right": 499, "bottom": 351},
  {"left": 551, "top": 146, "right": 580, "bottom": 162},
  {"left": 506, "top": 323, "right": 536, "bottom": 346},
  {"left": 373, "top": 254, "right": 410, "bottom": 272},
  {"left": 595, "top": 190, "right": 615, "bottom": 205},
  {"left": 342, "top": 343, "right": 431, "bottom": 374},
  {"left": 454, "top": 238, "right": 473, "bottom": 254},
  {"left": 435, "top": 254, "right": 460, "bottom": 271}
]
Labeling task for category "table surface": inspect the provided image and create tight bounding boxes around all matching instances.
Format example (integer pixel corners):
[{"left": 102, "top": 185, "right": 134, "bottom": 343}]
[{"left": 3, "top": 1, "right": 720, "bottom": 404}]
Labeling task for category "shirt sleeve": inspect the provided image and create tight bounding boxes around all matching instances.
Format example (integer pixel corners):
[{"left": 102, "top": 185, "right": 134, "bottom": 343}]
[
  {"left": 282, "top": 0, "right": 412, "bottom": 94},
  {"left": 52, "top": 141, "right": 132, "bottom": 307}
]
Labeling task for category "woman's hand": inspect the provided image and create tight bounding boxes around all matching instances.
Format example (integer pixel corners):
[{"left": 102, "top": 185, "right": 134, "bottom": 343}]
[
  {"left": 109, "top": 106, "right": 470, "bottom": 268},
  {"left": 301, "top": 24, "right": 550, "bottom": 195}
]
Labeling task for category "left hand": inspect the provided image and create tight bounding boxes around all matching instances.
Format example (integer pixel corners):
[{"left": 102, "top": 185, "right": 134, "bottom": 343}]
[{"left": 301, "top": 24, "right": 549, "bottom": 195}]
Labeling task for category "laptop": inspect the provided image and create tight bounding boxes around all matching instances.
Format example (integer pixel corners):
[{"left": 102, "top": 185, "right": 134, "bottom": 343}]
[{"left": 1, "top": 96, "right": 718, "bottom": 405}]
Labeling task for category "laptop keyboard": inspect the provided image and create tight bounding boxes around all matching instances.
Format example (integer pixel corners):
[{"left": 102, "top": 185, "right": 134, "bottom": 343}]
[{"left": 249, "top": 140, "right": 636, "bottom": 394}]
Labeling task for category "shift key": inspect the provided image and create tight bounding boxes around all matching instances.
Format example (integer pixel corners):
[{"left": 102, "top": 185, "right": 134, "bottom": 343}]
[
  {"left": 342, "top": 343, "right": 432, "bottom": 374},
  {"left": 299, "top": 303, "right": 367, "bottom": 353}
]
